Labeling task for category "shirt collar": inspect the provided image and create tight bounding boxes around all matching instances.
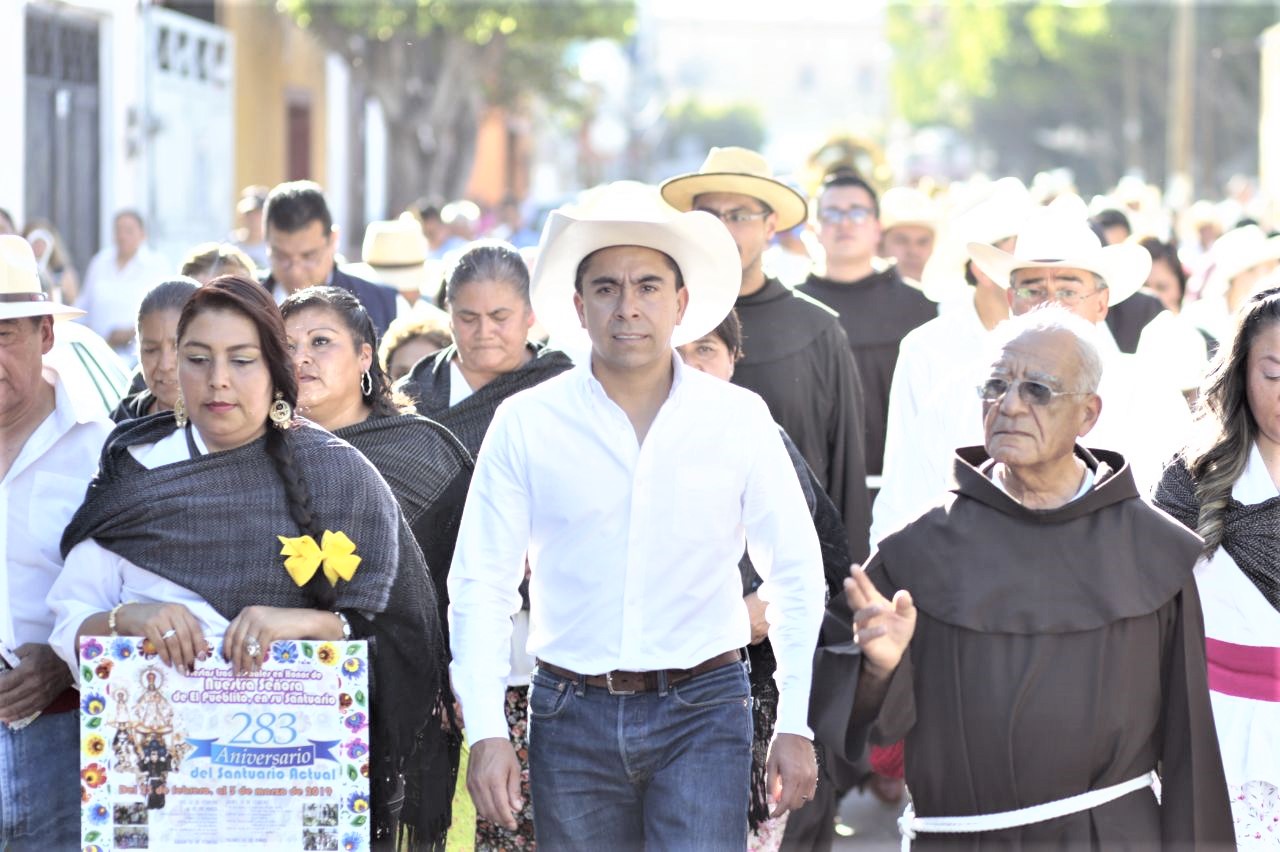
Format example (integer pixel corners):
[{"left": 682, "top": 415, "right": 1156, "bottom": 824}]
[
  {"left": 579, "top": 349, "right": 686, "bottom": 405},
  {"left": 43, "top": 364, "right": 108, "bottom": 429}
]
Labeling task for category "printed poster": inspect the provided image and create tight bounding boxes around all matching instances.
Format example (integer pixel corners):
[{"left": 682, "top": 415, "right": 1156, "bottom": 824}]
[{"left": 78, "top": 636, "right": 372, "bottom": 852}]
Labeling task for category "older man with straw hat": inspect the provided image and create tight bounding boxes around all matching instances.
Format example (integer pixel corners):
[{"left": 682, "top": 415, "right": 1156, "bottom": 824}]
[
  {"left": 661, "top": 147, "right": 872, "bottom": 560},
  {"left": 450, "top": 182, "right": 824, "bottom": 849},
  {"left": 0, "top": 235, "right": 112, "bottom": 847},
  {"left": 872, "top": 196, "right": 1191, "bottom": 545}
]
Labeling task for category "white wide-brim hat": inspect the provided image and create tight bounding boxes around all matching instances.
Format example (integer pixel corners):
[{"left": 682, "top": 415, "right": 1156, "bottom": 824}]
[
  {"left": 0, "top": 235, "right": 83, "bottom": 321},
  {"left": 880, "top": 186, "right": 938, "bottom": 233},
  {"left": 919, "top": 177, "right": 1033, "bottom": 303},
  {"left": 530, "top": 181, "right": 741, "bottom": 349},
  {"left": 966, "top": 195, "right": 1150, "bottom": 306},
  {"left": 659, "top": 147, "right": 808, "bottom": 231},
  {"left": 1209, "top": 224, "right": 1280, "bottom": 292}
]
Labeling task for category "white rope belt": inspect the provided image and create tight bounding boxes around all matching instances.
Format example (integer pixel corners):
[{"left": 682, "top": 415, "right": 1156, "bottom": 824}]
[{"left": 898, "top": 771, "right": 1158, "bottom": 851}]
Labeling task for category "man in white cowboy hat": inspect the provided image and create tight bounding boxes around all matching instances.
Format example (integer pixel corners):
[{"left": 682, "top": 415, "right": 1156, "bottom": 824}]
[
  {"left": 0, "top": 235, "right": 112, "bottom": 847},
  {"left": 660, "top": 147, "right": 872, "bottom": 559},
  {"left": 797, "top": 172, "right": 937, "bottom": 508},
  {"left": 843, "top": 306, "right": 1233, "bottom": 850},
  {"left": 871, "top": 196, "right": 1191, "bottom": 544},
  {"left": 449, "top": 182, "right": 824, "bottom": 848},
  {"left": 1183, "top": 223, "right": 1280, "bottom": 342},
  {"left": 341, "top": 216, "right": 444, "bottom": 310},
  {"left": 876, "top": 185, "right": 938, "bottom": 283}
]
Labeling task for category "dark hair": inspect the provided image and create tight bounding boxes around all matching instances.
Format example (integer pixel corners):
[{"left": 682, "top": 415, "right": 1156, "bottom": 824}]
[
  {"left": 1093, "top": 208, "right": 1132, "bottom": 239},
  {"left": 446, "top": 241, "right": 530, "bottom": 304},
  {"left": 280, "top": 286, "right": 409, "bottom": 417},
  {"left": 573, "top": 247, "right": 685, "bottom": 294},
  {"left": 114, "top": 209, "right": 145, "bottom": 231},
  {"left": 413, "top": 198, "right": 443, "bottom": 223},
  {"left": 1139, "top": 236, "right": 1188, "bottom": 300},
  {"left": 264, "top": 181, "right": 332, "bottom": 235},
  {"left": 180, "top": 242, "right": 257, "bottom": 281},
  {"left": 1184, "top": 286, "right": 1280, "bottom": 554},
  {"left": 177, "top": 276, "right": 334, "bottom": 609},
  {"left": 819, "top": 169, "right": 880, "bottom": 218},
  {"left": 706, "top": 309, "right": 744, "bottom": 361},
  {"left": 379, "top": 314, "right": 453, "bottom": 374},
  {"left": 137, "top": 278, "right": 198, "bottom": 325},
  {"left": 0, "top": 208, "right": 14, "bottom": 232}
]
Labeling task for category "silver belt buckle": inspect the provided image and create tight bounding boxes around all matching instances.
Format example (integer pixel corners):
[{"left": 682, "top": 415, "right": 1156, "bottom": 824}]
[{"left": 605, "top": 671, "right": 636, "bottom": 695}]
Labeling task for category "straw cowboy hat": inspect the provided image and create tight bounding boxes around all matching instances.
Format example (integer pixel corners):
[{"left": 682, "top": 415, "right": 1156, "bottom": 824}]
[
  {"left": 1208, "top": 224, "right": 1280, "bottom": 291},
  {"left": 343, "top": 217, "right": 444, "bottom": 297},
  {"left": 0, "top": 235, "right": 83, "bottom": 321},
  {"left": 967, "top": 195, "right": 1150, "bottom": 306},
  {"left": 880, "top": 187, "right": 939, "bottom": 234},
  {"left": 659, "top": 147, "right": 808, "bottom": 231},
  {"left": 530, "top": 181, "right": 741, "bottom": 349}
]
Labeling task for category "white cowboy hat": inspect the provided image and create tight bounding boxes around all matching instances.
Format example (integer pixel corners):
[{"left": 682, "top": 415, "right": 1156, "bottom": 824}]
[
  {"left": 530, "top": 181, "right": 741, "bottom": 349},
  {"left": 343, "top": 217, "right": 444, "bottom": 297},
  {"left": 659, "top": 147, "right": 808, "bottom": 231},
  {"left": 0, "top": 235, "right": 83, "bottom": 321},
  {"left": 1208, "top": 224, "right": 1280, "bottom": 291},
  {"left": 966, "top": 195, "right": 1151, "bottom": 306},
  {"left": 919, "top": 177, "right": 1034, "bottom": 303},
  {"left": 879, "top": 186, "right": 938, "bottom": 233}
]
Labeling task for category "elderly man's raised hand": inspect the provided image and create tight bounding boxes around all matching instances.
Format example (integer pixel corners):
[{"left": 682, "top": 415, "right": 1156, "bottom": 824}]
[{"left": 844, "top": 566, "right": 916, "bottom": 678}]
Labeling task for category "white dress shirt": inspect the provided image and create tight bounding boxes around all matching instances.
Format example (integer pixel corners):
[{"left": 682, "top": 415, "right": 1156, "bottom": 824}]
[
  {"left": 2, "top": 365, "right": 112, "bottom": 655},
  {"left": 46, "top": 428, "right": 230, "bottom": 678},
  {"left": 78, "top": 245, "right": 171, "bottom": 361},
  {"left": 449, "top": 354, "right": 825, "bottom": 744}
]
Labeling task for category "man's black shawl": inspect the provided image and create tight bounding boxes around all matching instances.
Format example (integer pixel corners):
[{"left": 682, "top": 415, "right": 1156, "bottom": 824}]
[
  {"left": 825, "top": 446, "right": 1233, "bottom": 848},
  {"left": 61, "top": 414, "right": 454, "bottom": 847},
  {"left": 397, "top": 343, "right": 573, "bottom": 456},
  {"left": 731, "top": 277, "right": 872, "bottom": 558}
]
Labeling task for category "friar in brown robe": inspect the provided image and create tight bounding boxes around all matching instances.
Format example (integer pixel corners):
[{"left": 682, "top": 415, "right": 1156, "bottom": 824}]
[{"left": 837, "top": 309, "right": 1234, "bottom": 850}]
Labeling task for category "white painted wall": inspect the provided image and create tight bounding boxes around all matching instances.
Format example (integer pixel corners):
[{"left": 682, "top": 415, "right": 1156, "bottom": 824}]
[{"left": 0, "top": 4, "right": 27, "bottom": 224}]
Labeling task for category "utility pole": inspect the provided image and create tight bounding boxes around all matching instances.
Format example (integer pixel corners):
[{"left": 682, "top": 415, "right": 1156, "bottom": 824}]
[{"left": 1165, "top": 0, "right": 1195, "bottom": 208}]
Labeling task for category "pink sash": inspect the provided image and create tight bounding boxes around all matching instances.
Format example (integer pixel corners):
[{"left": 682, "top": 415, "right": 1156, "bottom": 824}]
[{"left": 1205, "top": 637, "right": 1280, "bottom": 702}]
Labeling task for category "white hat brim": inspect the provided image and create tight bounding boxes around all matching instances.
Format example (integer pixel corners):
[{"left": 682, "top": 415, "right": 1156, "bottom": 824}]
[
  {"left": 659, "top": 173, "right": 808, "bottom": 231},
  {"left": 530, "top": 209, "right": 741, "bottom": 350},
  {"left": 343, "top": 261, "right": 440, "bottom": 296},
  {"left": 0, "top": 301, "right": 85, "bottom": 321},
  {"left": 966, "top": 240, "right": 1151, "bottom": 306}
]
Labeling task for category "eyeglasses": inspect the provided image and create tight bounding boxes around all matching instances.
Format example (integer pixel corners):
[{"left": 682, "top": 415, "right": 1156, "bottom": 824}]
[
  {"left": 976, "top": 377, "right": 1090, "bottom": 406},
  {"left": 818, "top": 206, "right": 875, "bottom": 226},
  {"left": 1011, "top": 285, "right": 1106, "bottom": 307},
  {"left": 693, "top": 207, "right": 770, "bottom": 225}
]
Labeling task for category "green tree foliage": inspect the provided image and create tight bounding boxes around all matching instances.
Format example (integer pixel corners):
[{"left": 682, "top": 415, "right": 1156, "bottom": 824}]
[
  {"left": 279, "top": 0, "right": 634, "bottom": 207},
  {"left": 888, "top": 1, "right": 1274, "bottom": 195},
  {"left": 659, "top": 98, "right": 766, "bottom": 159}
]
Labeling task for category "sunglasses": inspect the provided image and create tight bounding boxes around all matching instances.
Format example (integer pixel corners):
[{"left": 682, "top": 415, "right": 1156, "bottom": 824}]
[{"left": 976, "top": 377, "right": 1090, "bottom": 406}]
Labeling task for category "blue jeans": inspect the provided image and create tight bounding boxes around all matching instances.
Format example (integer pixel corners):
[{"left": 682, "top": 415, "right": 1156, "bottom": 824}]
[
  {"left": 527, "top": 660, "right": 752, "bottom": 851},
  {"left": 0, "top": 710, "right": 80, "bottom": 850}
]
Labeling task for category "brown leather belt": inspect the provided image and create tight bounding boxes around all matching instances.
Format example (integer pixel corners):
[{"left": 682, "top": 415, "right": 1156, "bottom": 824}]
[{"left": 536, "top": 649, "right": 743, "bottom": 695}]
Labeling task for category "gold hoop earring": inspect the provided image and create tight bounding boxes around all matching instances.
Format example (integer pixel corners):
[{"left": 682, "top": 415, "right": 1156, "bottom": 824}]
[
  {"left": 269, "top": 391, "right": 293, "bottom": 430},
  {"left": 173, "top": 394, "right": 188, "bottom": 428},
  {"left": 360, "top": 369, "right": 373, "bottom": 397}
]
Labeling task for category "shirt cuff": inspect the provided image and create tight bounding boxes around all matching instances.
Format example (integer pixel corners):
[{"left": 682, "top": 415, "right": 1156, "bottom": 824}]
[
  {"left": 453, "top": 668, "right": 513, "bottom": 745},
  {"left": 773, "top": 682, "right": 815, "bottom": 740}
]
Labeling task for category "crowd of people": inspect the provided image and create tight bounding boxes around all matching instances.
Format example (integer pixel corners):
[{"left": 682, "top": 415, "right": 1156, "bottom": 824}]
[{"left": 4, "top": 143, "right": 1280, "bottom": 852}]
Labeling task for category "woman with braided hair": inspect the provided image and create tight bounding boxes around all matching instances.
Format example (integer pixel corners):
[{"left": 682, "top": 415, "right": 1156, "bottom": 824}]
[
  {"left": 48, "top": 275, "right": 456, "bottom": 848},
  {"left": 281, "top": 285, "right": 473, "bottom": 631},
  {"left": 1155, "top": 285, "right": 1280, "bottom": 845}
]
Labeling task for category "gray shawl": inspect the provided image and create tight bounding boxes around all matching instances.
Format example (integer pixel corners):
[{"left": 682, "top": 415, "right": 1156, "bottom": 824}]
[{"left": 61, "top": 413, "right": 454, "bottom": 847}]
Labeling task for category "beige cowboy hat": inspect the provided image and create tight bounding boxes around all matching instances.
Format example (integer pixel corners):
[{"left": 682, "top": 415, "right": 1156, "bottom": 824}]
[
  {"left": 1208, "top": 224, "right": 1280, "bottom": 291},
  {"left": 530, "top": 181, "right": 741, "bottom": 349},
  {"left": 0, "top": 235, "right": 83, "bottom": 321},
  {"left": 919, "top": 177, "right": 1034, "bottom": 302},
  {"left": 659, "top": 147, "right": 808, "bottom": 231},
  {"left": 879, "top": 186, "right": 938, "bottom": 233},
  {"left": 966, "top": 195, "right": 1150, "bottom": 305},
  {"left": 343, "top": 217, "right": 444, "bottom": 297}
]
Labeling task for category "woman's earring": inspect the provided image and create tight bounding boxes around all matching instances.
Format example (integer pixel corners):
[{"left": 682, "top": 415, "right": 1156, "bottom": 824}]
[
  {"left": 173, "top": 394, "right": 188, "bottom": 428},
  {"left": 269, "top": 391, "right": 293, "bottom": 430},
  {"left": 360, "top": 369, "right": 373, "bottom": 397}
]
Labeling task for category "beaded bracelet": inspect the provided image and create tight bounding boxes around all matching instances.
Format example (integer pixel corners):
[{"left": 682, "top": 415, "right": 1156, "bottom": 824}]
[{"left": 108, "top": 602, "right": 128, "bottom": 636}]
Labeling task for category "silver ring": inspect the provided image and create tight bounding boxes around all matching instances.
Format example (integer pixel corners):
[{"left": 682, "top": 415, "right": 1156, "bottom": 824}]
[
  {"left": 160, "top": 628, "right": 177, "bottom": 640},
  {"left": 245, "top": 637, "right": 262, "bottom": 659}
]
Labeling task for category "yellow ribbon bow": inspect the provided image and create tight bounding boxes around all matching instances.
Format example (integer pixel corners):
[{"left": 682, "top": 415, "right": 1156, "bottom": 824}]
[{"left": 277, "top": 530, "right": 362, "bottom": 588}]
